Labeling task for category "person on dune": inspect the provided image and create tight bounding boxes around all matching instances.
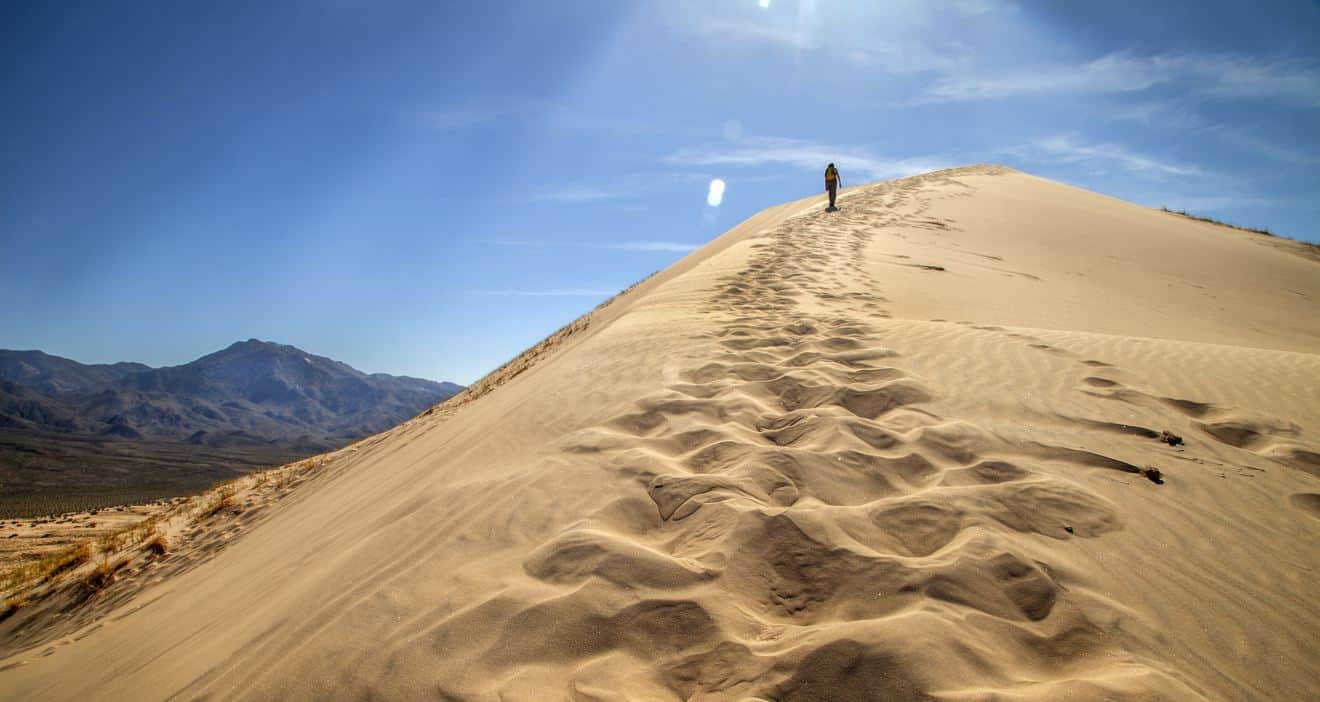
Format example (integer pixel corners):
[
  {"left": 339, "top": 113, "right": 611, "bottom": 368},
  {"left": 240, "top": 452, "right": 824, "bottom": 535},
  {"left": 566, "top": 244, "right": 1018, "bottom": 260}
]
[{"left": 824, "top": 162, "right": 841, "bottom": 211}]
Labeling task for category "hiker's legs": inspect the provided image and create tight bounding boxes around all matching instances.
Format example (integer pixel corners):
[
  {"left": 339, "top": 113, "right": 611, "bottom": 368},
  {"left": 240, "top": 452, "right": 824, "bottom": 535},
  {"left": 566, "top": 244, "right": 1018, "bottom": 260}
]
[{"left": 828, "top": 184, "right": 837, "bottom": 208}]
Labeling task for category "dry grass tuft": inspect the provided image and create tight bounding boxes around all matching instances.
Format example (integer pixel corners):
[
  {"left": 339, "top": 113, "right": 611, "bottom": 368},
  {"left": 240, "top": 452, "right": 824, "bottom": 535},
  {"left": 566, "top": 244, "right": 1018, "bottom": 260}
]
[
  {"left": 34, "top": 542, "right": 96, "bottom": 584},
  {"left": 199, "top": 488, "right": 237, "bottom": 519},
  {"left": 82, "top": 558, "right": 125, "bottom": 593},
  {"left": 145, "top": 530, "right": 169, "bottom": 556},
  {"left": 1, "top": 596, "right": 27, "bottom": 622}
]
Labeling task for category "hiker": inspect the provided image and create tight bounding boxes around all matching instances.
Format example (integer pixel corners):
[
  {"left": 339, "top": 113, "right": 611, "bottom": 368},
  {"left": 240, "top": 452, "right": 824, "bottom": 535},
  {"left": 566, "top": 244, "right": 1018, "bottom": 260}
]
[{"left": 824, "top": 163, "right": 840, "bottom": 210}]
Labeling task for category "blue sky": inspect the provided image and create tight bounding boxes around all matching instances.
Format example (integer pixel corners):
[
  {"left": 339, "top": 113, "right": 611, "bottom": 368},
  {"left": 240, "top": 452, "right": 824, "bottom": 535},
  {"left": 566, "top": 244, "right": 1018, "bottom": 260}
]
[{"left": 3, "top": 1, "right": 1318, "bottom": 385}]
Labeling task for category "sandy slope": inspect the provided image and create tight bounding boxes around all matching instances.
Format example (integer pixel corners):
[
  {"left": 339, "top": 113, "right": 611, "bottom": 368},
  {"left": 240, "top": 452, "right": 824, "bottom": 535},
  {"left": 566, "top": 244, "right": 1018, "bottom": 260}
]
[{"left": 2, "top": 166, "right": 1318, "bottom": 701}]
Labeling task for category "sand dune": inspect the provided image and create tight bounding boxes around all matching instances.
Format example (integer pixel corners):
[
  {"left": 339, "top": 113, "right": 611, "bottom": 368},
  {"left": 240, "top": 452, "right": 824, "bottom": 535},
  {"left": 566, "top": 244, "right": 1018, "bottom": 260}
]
[{"left": 2, "top": 166, "right": 1318, "bottom": 700}]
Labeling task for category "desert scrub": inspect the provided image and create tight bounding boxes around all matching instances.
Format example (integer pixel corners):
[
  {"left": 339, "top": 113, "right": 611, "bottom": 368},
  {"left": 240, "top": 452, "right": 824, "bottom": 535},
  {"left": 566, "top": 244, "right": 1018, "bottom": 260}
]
[
  {"left": 0, "top": 541, "right": 96, "bottom": 595},
  {"left": 145, "top": 529, "right": 169, "bottom": 555},
  {"left": 42, "top": 542, "right": 95, "bottom": 582},
  {"left": 1, "top": 596, "right": 27, "bottom": 622},
  {"left": 198, "top": 488, "right": 236, "bottom": 519},
  {"left": 82, "top": 558, "right": 126, "bottom": 593}
]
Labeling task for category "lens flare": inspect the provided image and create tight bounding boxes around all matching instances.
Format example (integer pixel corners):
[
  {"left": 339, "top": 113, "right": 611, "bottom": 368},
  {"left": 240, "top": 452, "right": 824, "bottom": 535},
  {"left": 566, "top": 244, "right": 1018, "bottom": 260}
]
[
  {"left": 759, "top": 0, "right": 770, "bottom": 8},
  {"left": 707, "top": 179, "right": 726, "bottom": 207}
]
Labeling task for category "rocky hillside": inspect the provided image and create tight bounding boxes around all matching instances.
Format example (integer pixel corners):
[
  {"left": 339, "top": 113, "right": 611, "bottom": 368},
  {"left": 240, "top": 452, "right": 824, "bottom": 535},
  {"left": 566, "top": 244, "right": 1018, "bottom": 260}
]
[{"left": 0, "top": 341, "right": 462, "bottom": 444}]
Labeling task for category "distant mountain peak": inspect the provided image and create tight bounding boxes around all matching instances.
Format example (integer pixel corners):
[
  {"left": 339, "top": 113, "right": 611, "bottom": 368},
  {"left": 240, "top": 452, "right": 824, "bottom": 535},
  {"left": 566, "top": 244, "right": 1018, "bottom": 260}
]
[{"left": 0, "top": 342, "right": 464, "bottom": 443}]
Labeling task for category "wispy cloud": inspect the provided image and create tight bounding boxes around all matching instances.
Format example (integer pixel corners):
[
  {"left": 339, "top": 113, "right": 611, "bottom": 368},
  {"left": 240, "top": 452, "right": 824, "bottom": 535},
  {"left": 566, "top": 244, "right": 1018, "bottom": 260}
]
[
  {"left": 1160, "top": 54, "right": 1320, "bottom": 105},
  {"left": 917, "top": 52, "right": 1320, "bottom": 106},
  {"left": 695, "top": 18, "right": 971, "bottom": 74},
  {"left": 474, "top": 288, "right": 619, "bottom": 297},
  {"left": 700, "top": 20, "right": 815, "bottom": 51},
  {"left": 532, "top": 185, "right": 635, "bottom": 203},
  {"left": 416, "top": 97, "right": 687, "bottom": 137},
  {"left": 1140, "top": 194, "right": 1277, "bottom": 212},
  {"left": 665, "top": 136, "right": 956, "bottom": 181},
  {"left": 416, "top": 97, "right": 546, "bottom": 131},
  {"left": 1006, "top": 135, "right": 1206, "bottom": 178},
  {"left": 1104, "top": 102, "right": 1320, "bottom": 165},
  {"left": 533, "top": 171, "right": 718, "bottom": 205},
  {"left": 921, "top": 53, "right": 1163, "bottom": 103},
  {"left": 1200, "top": 125, "right": 1320, "bottom": 166},
  {"left": 490, "top": 239, "right": 699, "bottom": 253},
  {"left": 951, "top": 0, "right": 1017, "bottom": 16},
  {"left": 1105, "top": 100, "right": 1203, "bottom": 129},
  {"left": 602, "top": 241, "right": 699, "bottom": 252}
]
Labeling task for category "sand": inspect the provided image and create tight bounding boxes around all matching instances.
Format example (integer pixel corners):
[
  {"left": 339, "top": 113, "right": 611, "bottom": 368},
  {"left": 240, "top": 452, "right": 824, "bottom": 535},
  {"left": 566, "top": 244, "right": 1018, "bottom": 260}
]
[{"left": 1, "top": 165, "right": 1317, "bottom": 700}]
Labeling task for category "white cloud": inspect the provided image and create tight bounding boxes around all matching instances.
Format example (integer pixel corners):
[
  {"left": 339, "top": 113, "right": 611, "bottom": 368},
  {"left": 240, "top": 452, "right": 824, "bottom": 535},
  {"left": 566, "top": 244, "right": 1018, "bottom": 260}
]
[
  {"left": 1156, "top": 54, "right": 1320, "bottom": 105},
  {"left": 921, "top": 53, "right": 1163, "bottom": 103},
  {"left": 533, "top": 185, "right": 634, "bottom": 203},
  {"left": 1203, "top": 125, "right": 1320, "bottom": 165},
  {"left": 1139, "top": 194, "right": 1277, "bottom": 213},
  {"left": 1105, "top": 100, "right": 1203, "bottom": 129},
  {"left": 605, "top": 241, "right": 700, "bottom": 252},
  {"left": 951, "top": 0, "right": 1016, "bottom": 15},
  {"left": 666, "top": 136, "right": 956, "bottom": 182},
  {"left": 676, "top": 3, "right": 1318, "bottom": 108},
  {"left": 416, "top": 96, "right": 546, "bottom": 130},
  {"left": 701, "top": 19, "right": 815, "bottom": 50},
  {"left": 491, "top": 239, "right": 699, "bottom": 253},
  {"left": 1104, "top": 103, "right": 1320, "bottom": 165},
  {"left": 917, "top": 52, "right": 1320, "bottom": 106},
  {"left": 487, "top": 237, "right": 561, "bottom": 248},
  {"left": 416, "top": 97, "right": 682, "bottom": 137},
  {"left": 475, "top": 288, "right": 620, "bottom": 297},
  {"left": 532, "top": 171, "right": 715, "bottom": 205},
  {"left": 1007, "top": 135, "right": 1206, "bottom": 178},
  {"left": 698, "top": 24, "right": 970, "bottom": 74}
]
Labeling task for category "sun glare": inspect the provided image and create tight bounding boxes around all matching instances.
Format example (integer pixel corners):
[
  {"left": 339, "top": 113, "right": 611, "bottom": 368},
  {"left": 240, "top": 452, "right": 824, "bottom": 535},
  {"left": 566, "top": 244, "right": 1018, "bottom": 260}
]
[{"left": 707, "top": 179, "right": 726, "bottom": 207}]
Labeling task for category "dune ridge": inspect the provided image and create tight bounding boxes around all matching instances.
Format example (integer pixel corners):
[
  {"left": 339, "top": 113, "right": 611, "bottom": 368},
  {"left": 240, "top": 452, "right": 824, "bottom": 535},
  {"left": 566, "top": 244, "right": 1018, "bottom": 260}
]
[{"left": 1, "top": 166, "right": 1317, "bottom": 700}]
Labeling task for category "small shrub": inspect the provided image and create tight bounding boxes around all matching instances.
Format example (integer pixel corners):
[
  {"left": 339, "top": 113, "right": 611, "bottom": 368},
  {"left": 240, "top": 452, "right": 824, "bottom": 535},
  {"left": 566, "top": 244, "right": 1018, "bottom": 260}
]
[
  {"left": 83, "top": 558, "right": 124, "bottom": 592},
  {"left": 145, "top": 530, "right": 169, "bottom": 556},
  {"left": 0, "top": 596, "right": 26, "bottom": 622},
  {"left": 43, "top": 542, "right": 96, "bottom": 582},
  {"left": 199, "top": 489, "right": 236, "bottom": 519}
]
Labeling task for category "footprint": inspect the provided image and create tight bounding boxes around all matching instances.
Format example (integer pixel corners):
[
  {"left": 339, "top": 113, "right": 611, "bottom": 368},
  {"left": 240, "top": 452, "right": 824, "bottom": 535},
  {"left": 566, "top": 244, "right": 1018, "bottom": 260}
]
[
  {"left": 1288, "top": 493, "right": 1320, "bottom": 519},
  {"left": 942, "top": 460, "right": 1031, "bottom": 486},
  {"left": 1266, "top": 447, "right": 1320, "bottom": 479},
  {"left": 870, "top": 500, "right": 963, "bottom": 557},
  {"left": 1161, "top": 397, "right": 1215, "bottom": 418},
  {"left": 523, "top": 529, "right": 715, "bottom": 587}
]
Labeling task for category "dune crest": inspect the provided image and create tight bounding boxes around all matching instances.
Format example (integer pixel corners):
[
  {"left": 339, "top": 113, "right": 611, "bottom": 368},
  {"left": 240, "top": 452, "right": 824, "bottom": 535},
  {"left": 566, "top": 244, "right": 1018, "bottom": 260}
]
[{"left": 2, "top": 166, "right": 1318, "bottom": 700}]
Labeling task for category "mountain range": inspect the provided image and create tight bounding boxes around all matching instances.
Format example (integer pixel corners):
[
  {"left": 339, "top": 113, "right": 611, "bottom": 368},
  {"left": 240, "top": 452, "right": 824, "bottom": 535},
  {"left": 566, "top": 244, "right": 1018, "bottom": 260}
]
[
  {"left": 0, "top": 340, "right": 462, "bottom": 516},
  {"left": 0, "top": 340, "right": 462, "bottom": 445}
]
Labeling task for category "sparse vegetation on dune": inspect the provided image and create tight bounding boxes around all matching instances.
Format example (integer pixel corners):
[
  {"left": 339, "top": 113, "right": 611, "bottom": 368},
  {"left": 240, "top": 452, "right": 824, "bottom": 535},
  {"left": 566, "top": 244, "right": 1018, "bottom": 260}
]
[
  {"left": 0, "top": 452, "right": 336, "bottom": 616},
  {"left": 0, "top": 427, "right": 306, "bottom": 518},
  {"left": 0, "top": 542, "right": 96, "bottom": 592},
  {"left": 0, "top": 596, "right": 26, "bottom": 622},
  {"left": 1, "top": 271, "right": 662, "bottom": 614},
  {"left": 198, "top": 487, "right": 237, "bottom": 520},
  {"left": 3, "top": 271, "right": 657, "bottom": 616},
  {"left": 1159, "top": 207, "right": 1320, "bottom": 259},
  {"left": 145, "top": 528, "right": 169, "bottom": 556},
  {"left": 1161, "top": 206, "right": 1274, "bottom": 236},
  {"left": 81, "top": 557, "right": 125, "bottom": 593}
]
